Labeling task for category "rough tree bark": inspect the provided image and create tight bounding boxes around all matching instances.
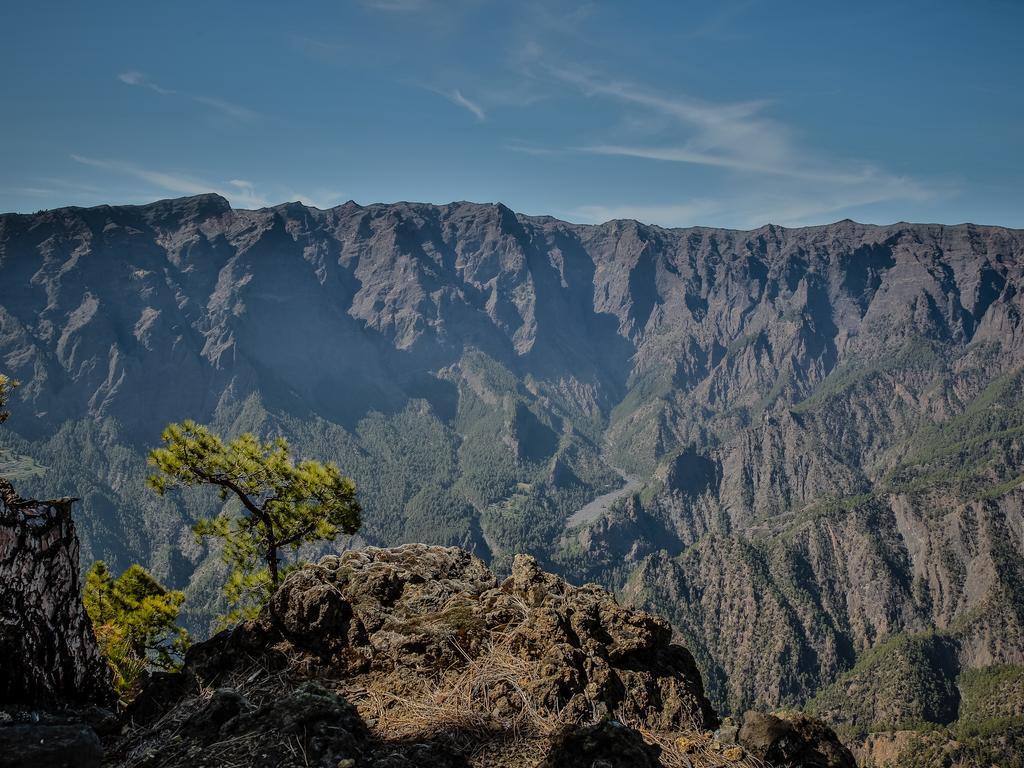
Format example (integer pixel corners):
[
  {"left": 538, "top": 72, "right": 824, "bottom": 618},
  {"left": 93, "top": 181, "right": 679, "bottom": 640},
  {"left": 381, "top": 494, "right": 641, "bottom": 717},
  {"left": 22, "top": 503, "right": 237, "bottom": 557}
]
[{"left": 0, "top": 478, "right": 114, "bottom": 706}]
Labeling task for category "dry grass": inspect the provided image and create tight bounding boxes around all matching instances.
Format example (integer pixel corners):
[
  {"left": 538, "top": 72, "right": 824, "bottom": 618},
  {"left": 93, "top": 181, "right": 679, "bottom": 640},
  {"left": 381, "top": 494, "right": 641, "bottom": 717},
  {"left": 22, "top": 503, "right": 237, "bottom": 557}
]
[
  {"left": 348, "top": 597, "right": 764, "bottom": 768},
  {"left": 350, "top": 606, "right": 563, "bottom": 766},
  {"left": 629, "top": 722, "right": 768, "bottom": 768},
  {"left": 115, "top": 654, "right": 297, "bottom": 768},
  {"left": 356, "top": 650, "right": 559, "bottom": 740}
]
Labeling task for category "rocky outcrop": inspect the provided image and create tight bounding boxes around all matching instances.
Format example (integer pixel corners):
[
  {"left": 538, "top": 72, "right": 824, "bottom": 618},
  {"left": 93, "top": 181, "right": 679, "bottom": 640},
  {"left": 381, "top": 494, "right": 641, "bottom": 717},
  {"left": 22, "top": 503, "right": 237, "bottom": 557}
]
[
  {"left": 183, "top": 544, "right": 715, "bottom": 731},
  {"left": 732, "top": 711, "right": 855, "bottom": 768},
  {"left": 110, "top": 545, "right": 851, "bottom": 767}
]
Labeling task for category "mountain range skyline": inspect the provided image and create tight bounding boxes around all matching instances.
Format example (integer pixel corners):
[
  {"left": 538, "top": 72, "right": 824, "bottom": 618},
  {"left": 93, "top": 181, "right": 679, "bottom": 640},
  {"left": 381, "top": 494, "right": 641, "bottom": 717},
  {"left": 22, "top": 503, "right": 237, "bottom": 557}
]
[
  {"left": 6, "top": 192, "right": 1021, "bottom": 230},
  {"left": 2, "top": 191, "right": 1023, "bottom": 765},
  {"left": 4, "top": 1, "right": 1023, "bottom": 229}
]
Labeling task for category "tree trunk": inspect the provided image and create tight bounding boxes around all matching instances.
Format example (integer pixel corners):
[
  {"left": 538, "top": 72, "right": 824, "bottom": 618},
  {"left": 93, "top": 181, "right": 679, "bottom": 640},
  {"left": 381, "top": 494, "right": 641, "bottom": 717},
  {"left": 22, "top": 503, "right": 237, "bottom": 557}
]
[
  {"left": 267, "top": 543, "right": 280, "bottom": 585},
  {"left": 0, "top": 478, "right": 114, "bottom": 706}
]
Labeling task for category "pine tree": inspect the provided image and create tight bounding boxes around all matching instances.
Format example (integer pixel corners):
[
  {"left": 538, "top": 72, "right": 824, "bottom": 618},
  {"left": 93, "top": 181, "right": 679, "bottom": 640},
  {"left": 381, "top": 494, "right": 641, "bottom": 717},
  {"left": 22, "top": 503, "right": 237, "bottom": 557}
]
[
  {"left": 84, "top": 561, "right": 189, "bottom": 696},
  {"left": 147, "top": 420, "right": 361, "bottom": 621}
]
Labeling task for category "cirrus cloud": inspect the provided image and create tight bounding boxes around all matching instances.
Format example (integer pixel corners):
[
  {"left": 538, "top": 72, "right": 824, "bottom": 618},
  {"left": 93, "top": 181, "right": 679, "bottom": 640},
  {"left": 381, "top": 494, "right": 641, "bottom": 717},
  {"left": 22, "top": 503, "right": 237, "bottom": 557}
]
[{"left": 118, "top": 71, "right": 257, "bottom": 121}]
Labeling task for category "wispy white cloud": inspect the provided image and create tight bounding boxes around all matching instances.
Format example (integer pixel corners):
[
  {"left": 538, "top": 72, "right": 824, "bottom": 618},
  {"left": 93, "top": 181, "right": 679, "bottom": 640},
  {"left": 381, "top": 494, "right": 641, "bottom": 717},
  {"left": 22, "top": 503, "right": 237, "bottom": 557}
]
[
  {"left": 547, "top": 65, "right": 931, "bottom": 198},
  {"left": 579, "top": 144, "right": 912, "bottom": 186},
  {"left": 280, "top": 186, "right": 349, "bottom": 210},
  {"left": 441, "top": 88, "right": 486, "bottom": 121},
  {"left": 547, "top": 66, "right": 799, "bottom": 176},
  {"left": 66, "top": 156, "right": 352, "bottom": 211},
  {"left": 731, "top": 184, "right": 935, "bottom": 229},
  {"left": 118, "top": 71, "right": 175, "bottom": 95},
  {"left": 551, "top": 65, "right": 769, "bottom": 127},
  {"left": 117, "top": 71, "right": 257, "bottom": 121},
  {"left": 3, "top": 185, "right": 67, "bottom": 199},
  {"left": 72, "top": 155, "right": 218, "bottom": 197},
  {"left": 70, "top": 155, "right": 273, "bottom": 208},
  {"left": 1, "top": 175, "right": 172, "bottom": 209},
  {"left": 565, "top": 182, "right": 939, "bottom": 230},
  {"left": 532, "top": 61, "right": 938, "bottom": 226},
  {"left": 504, "top": 141, "right": 563, "bottom": 156},
  {"left": 191, "top": 95, "right": 258, "bottom": 122},
  {"left": 518, "top": 3, "right": 597, "bottom": 44},
  {"left": 36, "top": 177, "right": 110, "bottom": 196},
  {"left": 227, "top": 179, "right": 261, "bottom": 201}
]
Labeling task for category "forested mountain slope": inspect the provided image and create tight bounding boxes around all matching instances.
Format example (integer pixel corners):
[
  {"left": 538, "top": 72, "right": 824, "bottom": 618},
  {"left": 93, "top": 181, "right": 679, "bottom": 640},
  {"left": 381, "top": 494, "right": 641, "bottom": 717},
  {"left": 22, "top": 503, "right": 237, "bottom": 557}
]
[{"left": 1, "top": 196, "right": 1022, "bottom": 740}]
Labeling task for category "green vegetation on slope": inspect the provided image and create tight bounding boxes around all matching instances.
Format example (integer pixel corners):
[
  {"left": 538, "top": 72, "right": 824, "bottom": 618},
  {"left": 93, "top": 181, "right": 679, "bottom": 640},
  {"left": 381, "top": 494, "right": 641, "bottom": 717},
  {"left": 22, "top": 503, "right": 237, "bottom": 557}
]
[
  {"left": 807, "top": 632, "right": 960, "bottom": 741},
  {"left": 809, "top": 631, "right": 1024, "bottom": 767},
  {"left": 856, "top": 664, "right": 1024, "bottom": 768}
]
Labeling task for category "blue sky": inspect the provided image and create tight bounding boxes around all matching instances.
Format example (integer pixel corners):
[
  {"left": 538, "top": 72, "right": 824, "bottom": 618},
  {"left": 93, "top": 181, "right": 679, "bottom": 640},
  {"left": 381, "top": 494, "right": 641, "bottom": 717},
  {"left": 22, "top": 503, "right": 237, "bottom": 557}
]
[{"left": 2, "top": 0, "right": 1021, "bottom": 228}]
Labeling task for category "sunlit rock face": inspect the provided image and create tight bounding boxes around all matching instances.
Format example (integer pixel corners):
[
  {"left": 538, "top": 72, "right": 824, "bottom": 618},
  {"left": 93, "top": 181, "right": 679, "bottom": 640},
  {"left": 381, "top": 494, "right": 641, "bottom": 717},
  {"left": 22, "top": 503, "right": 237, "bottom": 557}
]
[{"left": 1, "top": 196, "right": 1023, "bottom": 731}]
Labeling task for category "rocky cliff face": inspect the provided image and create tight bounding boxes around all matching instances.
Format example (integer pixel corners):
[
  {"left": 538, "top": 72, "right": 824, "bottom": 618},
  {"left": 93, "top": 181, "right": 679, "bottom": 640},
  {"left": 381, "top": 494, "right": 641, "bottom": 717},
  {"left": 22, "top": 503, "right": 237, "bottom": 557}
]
[
  {"left": 0, "top": 478, "right": 112, "bottom": 706},
  {"left": 1, "top": 196, "right": 1023, "bottom": 737},
  {"left": 0, "top": 479, "right": 114, "bottom": 768}
]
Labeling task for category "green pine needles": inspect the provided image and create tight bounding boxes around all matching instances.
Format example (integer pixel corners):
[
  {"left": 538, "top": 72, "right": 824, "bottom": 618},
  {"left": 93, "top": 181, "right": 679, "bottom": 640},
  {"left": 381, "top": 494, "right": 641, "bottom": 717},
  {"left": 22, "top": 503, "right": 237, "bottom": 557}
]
[
  {"left": 84, "top": 561, "right": 190, "bottom": 697},
  {"left": 147, "top": 420, "right": 361, "bottom": 623}
]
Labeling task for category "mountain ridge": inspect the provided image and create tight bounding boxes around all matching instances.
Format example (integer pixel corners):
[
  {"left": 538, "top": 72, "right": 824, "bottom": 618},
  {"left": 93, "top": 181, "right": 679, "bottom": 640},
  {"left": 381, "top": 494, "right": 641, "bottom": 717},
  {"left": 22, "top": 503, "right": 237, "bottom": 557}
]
[
  {"left": 8, "top": 192, "right": 1022, "bottom": 232},
  {"left": 1, "top": 193, "right": 1023, "bottom": 763}
]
